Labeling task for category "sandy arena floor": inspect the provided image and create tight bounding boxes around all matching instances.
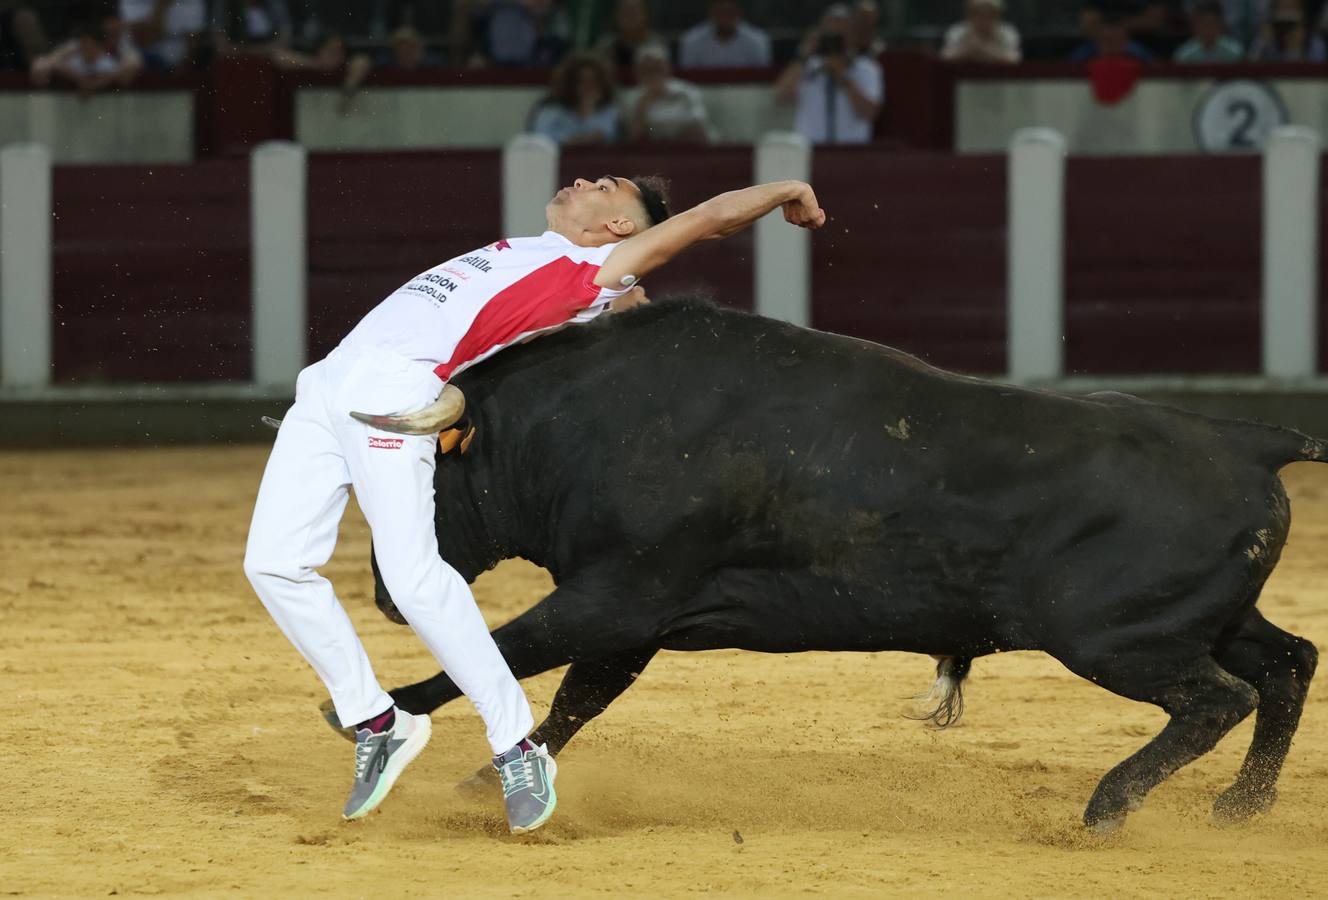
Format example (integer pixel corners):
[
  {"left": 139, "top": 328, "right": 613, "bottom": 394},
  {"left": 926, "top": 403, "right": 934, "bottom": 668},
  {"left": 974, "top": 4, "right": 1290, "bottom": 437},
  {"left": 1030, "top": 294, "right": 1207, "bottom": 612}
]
[{"left": 4, "top": 446, "right": 1327, "bottom": 897}]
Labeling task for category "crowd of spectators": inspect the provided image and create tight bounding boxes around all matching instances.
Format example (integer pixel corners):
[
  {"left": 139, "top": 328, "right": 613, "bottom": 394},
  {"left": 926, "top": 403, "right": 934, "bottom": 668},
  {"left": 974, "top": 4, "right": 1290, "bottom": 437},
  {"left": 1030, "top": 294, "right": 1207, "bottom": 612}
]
[{"left": 3, "top": 0, "right": 1327, "bottom": 141}]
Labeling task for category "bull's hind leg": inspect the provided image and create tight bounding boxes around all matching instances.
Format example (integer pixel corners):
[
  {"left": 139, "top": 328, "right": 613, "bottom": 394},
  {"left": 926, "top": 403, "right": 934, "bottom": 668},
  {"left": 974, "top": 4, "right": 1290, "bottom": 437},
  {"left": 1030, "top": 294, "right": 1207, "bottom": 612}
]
[
  {"left": 1061, "top": 653, "right": 1258, "bottom": 832},
  {"left": 1211, "top": 610, "right": 1319, "bottom": 822}
]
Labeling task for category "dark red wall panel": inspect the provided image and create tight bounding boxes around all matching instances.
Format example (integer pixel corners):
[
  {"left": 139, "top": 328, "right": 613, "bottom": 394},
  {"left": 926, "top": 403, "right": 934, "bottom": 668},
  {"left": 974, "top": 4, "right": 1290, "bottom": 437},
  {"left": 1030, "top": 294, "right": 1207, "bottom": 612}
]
[
  {"left": 558, "top": 146, "right": 754, "bottom": 309},
  {"left": 812, "top": 149, "right": 1008, "bottom": 374},
  {"left": 51, "top": 161, "right": 249, "bottom": 383},
  {"left": 1317, "top": 157, "right": 1328, "bottom": 374},
  {"left": 305, "top": 151, "right": 502, "bottom": 360},
  {"left": 1064, "top": 156, "right": 1261, "bottom": 375}
]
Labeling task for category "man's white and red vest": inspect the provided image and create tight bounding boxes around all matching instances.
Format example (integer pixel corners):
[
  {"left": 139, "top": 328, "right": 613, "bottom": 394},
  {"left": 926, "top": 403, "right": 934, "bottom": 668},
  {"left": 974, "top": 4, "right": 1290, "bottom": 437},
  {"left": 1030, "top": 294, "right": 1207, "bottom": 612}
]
[{"left": 341, "top": 231, "right": 629, "bottom": 381}]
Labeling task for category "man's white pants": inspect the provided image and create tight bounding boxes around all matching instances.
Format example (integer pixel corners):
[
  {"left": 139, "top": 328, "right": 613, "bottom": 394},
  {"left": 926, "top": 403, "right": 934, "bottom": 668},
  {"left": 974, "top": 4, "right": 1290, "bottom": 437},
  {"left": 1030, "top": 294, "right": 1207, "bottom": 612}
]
[{"left": 242, "top": 344, "right": 534, "bottom": 755}]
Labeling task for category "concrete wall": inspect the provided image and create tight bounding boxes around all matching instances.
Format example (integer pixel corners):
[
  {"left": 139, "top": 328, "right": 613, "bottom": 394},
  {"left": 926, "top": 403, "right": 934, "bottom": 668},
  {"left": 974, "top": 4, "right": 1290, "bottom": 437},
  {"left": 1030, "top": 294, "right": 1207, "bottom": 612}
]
[
  {"left": 0, "top": 92, "right": 194, "bottom": 164},
  {"left": 296, "top": 83, "right": 790, "bottom": 150},
  {"left": 957, "top": 78, "right": 1327, "bottom": 155}
]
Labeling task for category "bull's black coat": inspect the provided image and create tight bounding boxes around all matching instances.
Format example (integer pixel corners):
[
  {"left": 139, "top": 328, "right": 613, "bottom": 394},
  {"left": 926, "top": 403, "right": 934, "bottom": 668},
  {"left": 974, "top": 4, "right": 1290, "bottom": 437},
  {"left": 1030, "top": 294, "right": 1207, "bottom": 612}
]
[{"left": 363, "top": 299, "right": 1319, "bottom": 831}]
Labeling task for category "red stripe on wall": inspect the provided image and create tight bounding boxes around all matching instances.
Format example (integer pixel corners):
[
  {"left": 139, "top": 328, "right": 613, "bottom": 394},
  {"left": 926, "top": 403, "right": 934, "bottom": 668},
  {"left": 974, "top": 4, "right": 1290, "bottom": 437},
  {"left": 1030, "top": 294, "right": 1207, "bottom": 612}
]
[{"left": 434, "top": 256, "right": 602, "bottom": 381}]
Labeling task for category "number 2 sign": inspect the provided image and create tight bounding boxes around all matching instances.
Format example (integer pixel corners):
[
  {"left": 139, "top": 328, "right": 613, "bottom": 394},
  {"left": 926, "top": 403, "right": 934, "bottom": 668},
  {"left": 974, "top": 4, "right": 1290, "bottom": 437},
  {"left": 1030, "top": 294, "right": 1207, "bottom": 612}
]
[{"left": 1193, "top": 80, "right": 1290, "bottom": 153}]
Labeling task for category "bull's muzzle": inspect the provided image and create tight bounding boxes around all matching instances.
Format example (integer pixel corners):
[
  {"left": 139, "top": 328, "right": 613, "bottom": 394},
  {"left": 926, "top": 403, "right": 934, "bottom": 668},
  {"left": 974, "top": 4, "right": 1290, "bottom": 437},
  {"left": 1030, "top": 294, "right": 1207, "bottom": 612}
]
[{"left": 349, "top": 384, "right": 466, "bottom": 435}]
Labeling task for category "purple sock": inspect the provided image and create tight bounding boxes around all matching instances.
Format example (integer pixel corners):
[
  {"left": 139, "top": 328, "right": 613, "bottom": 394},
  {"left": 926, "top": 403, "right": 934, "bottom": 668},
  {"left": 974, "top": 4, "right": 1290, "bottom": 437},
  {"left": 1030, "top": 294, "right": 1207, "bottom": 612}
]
[{"left": 356, "top": 707, "right": 395, "bottom": 734}]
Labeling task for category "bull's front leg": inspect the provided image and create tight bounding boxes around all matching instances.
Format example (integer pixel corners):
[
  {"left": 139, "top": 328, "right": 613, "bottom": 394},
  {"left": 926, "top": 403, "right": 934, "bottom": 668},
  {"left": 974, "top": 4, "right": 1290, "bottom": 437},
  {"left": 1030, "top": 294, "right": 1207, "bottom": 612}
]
[
  {"left": 455, "top": 646, "right": 659, "bottom": 798},
  {"left": 324, "top": 572, "right": 664, "bottom": 735}
]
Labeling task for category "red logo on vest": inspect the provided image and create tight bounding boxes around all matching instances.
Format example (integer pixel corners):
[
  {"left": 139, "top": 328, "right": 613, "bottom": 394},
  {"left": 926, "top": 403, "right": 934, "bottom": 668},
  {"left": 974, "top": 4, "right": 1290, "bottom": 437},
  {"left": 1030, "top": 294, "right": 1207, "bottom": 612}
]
[
  {"left": 492, "top": 239, "right": 511, "bottom": 251},
  {"left": 368, "top": 436, "right": 404, "bottom": 450}
]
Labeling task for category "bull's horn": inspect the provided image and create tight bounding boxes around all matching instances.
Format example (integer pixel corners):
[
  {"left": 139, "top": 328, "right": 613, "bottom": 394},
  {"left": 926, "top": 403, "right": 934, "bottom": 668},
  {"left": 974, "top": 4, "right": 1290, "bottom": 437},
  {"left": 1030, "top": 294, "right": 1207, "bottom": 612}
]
[{"left": 349, "top": 384, "right": 466, "bottom": 435}]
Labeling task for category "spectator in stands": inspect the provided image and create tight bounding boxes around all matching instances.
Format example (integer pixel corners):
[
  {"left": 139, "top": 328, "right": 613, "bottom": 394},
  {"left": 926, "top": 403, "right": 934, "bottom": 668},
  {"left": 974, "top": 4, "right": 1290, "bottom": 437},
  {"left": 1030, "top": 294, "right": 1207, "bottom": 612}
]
[
  {"left": 271, "top": 30, "right": 346, "bottom": 70},
  {"left": 1249, "top": 0, "right": 1327, "bottom": 59},
  {"left": 211, "top": 0, "right": 292, "bottom": 55},
  {"left": 1069, "top": 7, "right": 1156, "bottom": 60},
  {"left": 337, "top": 26, "right": 443, "bottom": 108},
  {"left": 530, "top": 52, "right": 620, "bottom": 145},
  {"left": 774, "top": 4, "right": 882, "bottom": 145},
  {"left": 594, "top": 0, "right": 663, "bottom": 69},
  {"left": 678, "top": 0, "right": 772, "bottom": 68},
  {"left": 850, "top": 0, "right": 886, "bottom": 57},
  {"left": 941, "top": 0, "right": 1022, "bottom": 63},
  {"left": 1174, "top": 1, "right": 1245, "bottom": 60},
  {"left": 471, "top": 0, "right": 570, "bottom": 68},
  {"left": 624, "top": 42, "right": 712, "bottom": 144},
  {"left": 1185, "top": 0, "right": 1269, "bottom": 46},
  {"left": 120, "top": 0, "right": 208, "bottom": 70},
  {"left": 30, "top": 14, "right": 142, "bottom": 92},
  {"left": 0, "top": 3, "right": 46, "bottom": 72}
]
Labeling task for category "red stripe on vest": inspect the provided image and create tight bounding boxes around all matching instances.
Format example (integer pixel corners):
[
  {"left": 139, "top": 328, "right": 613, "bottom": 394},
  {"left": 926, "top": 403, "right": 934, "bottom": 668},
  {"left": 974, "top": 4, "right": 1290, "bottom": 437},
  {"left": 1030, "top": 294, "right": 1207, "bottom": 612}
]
[{"left": 434, "top": 257, "right": 602, "bottom": 381}]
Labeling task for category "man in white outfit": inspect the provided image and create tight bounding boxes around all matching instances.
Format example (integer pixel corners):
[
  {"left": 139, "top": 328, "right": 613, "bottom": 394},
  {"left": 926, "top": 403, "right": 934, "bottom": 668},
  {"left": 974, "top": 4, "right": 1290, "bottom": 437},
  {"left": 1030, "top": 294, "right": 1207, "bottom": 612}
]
[{"left": 243, "top": 173, "right": 826, "bottom": 832}]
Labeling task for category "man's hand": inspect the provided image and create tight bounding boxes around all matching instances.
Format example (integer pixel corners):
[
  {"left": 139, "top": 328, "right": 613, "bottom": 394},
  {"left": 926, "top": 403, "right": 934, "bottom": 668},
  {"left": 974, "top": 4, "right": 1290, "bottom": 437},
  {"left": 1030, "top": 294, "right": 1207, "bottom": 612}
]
[
  {"left": 783, "top": 184, "right": 827, "bottom": 229},
  {"left": 595, "top": 180, "right": 828, "bottom": 288},
  {"left": 610, "top": 285, "right": 650, "bottom": 312}
]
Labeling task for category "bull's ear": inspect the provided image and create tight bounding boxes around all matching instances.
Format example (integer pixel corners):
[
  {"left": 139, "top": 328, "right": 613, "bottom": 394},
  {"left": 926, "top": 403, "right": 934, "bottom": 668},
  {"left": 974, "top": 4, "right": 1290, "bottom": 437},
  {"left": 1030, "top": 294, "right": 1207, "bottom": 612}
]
[
  {"left": 460, "top": 425, "right": 477, "bottom": 454},
  {"left": 439, "top": 428, "right": 464, "bottom": 454}
]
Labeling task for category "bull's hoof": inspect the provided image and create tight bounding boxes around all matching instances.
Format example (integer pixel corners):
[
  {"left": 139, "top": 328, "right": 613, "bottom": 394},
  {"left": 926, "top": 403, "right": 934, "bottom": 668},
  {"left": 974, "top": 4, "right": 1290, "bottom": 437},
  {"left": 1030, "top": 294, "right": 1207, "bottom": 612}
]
[
  {"left": 1084, "top": 813, "right": 1127, "bottom": 836},
  {"left": 375, "top": 593, "right": 409, "bottom": 625},
  {"left": 455, "top": 764, "right": 500, "bottom": 800},
  {"left": 319, "top": 698, "right": 357, "bottom": 743},
  {"left": 1212, "top": 784, "right": 1276, "bottom": 826}
]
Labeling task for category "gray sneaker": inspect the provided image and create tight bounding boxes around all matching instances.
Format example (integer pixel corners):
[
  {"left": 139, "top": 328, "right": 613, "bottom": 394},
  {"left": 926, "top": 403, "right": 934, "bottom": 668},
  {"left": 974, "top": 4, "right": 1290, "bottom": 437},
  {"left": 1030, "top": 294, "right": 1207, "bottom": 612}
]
[
  {"left": 493, "top": 740, "right": 558, "bottom": 834},
  {"left": 342, "top": 709, "right": 432, "bottom": 820}
]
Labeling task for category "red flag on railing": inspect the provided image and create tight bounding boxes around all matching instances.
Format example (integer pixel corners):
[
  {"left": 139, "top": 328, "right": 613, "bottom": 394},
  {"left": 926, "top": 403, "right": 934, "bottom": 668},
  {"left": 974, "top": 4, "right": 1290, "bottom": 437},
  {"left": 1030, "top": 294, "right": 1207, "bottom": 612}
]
[{"left": 1088, "top": 57, "right": 1142, "bottom": 105}]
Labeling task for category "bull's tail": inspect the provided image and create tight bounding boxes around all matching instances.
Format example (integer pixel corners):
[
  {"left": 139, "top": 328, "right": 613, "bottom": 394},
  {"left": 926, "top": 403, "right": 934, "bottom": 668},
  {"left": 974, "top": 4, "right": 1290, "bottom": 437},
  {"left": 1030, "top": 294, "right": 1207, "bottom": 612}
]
[
  {"left": 1230, "top": 420, "right": 1328, "bottom": 470},
  {"left": 906, "top": 655, "right": 972, "bottom": 728}
]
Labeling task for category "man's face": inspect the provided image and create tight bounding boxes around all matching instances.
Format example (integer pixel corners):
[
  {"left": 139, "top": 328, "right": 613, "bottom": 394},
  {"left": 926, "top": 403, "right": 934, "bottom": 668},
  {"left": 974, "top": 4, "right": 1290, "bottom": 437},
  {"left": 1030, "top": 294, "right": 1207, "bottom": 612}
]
[
  {"left": 1097, "top": 22, "right": 1130, "bottom": 56},
  {"left": 710, "top": 1, "right": 741, "bottom": 36},
  {"left": 393, "top": 36, "right": 424, "bottom": 68},
  {"left": 616, "top": 0, "right": 649, "bottom": 38},
  {"left": 970, "top": 5, "right": 1000, "bottom": 35},
  {"left": 635, "top": 53, "right": 669, "bottom": 86},
  {"left": 1194, "top": 11, "right": 1223, "bottom": 42},
  {"left": 546, "top": 175, "right": 646, "bottom": 238}
]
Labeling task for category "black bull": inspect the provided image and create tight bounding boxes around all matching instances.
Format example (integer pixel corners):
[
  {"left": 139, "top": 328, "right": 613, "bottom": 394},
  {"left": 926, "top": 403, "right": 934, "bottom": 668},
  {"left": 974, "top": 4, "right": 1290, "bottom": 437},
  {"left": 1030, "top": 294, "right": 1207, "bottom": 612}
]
[{"left": 341, "top": 299, "right": 1320, "bottom": 831}]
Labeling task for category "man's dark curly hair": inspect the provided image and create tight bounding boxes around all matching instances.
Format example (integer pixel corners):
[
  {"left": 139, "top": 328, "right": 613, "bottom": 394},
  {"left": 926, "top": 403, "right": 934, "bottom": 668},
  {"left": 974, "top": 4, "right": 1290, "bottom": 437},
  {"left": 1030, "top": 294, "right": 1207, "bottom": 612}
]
[{"left": 630, "top": 175, "right": 672, "bottom": 227}]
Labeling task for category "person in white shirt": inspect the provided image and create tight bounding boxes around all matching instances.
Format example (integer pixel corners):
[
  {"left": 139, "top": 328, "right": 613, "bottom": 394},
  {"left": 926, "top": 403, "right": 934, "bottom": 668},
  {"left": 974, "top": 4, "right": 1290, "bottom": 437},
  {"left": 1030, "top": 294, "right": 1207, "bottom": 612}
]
[
  {"left": 775, "top": 4, "right": 883, "bottom": 145},
  {"left": 30, "top": 14, "right": 143, "bottom": 91},
  {"left": 678, "top": 0, "right": 772, "bottom": 69},
  {"left": 941, "top": 0, "right": 1023, "bottom": 64},
  {"left": 119, "top": 0, "right": 206, "bottom": 70},
  {"left": 624, "top": 42, "right": 713, "bottom": 144},
  {"left": 245, "top": 170, "right": 826, "bottom": 833}
]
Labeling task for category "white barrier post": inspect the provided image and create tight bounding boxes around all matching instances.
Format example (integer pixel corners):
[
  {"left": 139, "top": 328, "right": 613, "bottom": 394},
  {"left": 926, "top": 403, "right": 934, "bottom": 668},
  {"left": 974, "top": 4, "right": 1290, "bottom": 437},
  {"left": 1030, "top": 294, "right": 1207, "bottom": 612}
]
[
  {"left": 503, "top": 134, "right": 558, "bottom": 238},
  {"left": 1, "top": 144, "right": 53, "bottom": 388},
  {"left": 251, "top": 141, "right": 307, "bottom": 387},
  {"left": 1007, "top": 128, "right": 1066, "bottom": 383},
  {"left": 1262, "top": 126, "right": 1321, "bottom": 380},
  {"left": 754, "top": 131, "right": 812, "bottom": 326}
]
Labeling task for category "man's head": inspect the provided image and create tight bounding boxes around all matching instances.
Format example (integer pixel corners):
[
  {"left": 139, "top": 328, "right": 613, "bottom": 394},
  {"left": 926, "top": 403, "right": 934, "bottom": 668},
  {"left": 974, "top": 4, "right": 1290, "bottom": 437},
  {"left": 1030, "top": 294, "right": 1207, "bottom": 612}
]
[
  {"left": 391, "top": 26, "right": 425, "bottom": 69},
  {"left": 709, "top": 0, "right": 743, "bottom": 38},
  {"left": 967, "top": 0, "right": 1004, "bottom": 35},
  {"left": 546, "top": 174, "right": 671, "bottom": 246},
  {"left": 614, "top": 0, "right": 651, "bottom": 41},
  {"left": 1191, "top": 0, "right": 1225, "bottom": 42},
  {"left": 850, "top": 0, "right": 880, "bottom": 54},
  {"left": 633, "top": 41, "right": 671, "bottom": 87}
]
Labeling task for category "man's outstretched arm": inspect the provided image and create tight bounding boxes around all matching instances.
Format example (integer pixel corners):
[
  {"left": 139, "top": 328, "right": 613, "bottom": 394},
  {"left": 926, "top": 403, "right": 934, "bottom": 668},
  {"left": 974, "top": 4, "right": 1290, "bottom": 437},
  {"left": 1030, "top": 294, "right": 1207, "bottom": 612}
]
[{"left": 594, "top": 181, "right": 825, "bottom": 289}]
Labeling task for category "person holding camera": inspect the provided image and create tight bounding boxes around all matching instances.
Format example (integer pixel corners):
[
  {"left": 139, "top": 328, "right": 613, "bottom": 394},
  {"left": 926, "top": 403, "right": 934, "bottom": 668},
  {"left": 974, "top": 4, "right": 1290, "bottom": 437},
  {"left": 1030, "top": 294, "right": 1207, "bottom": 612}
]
[
  {"left": 774, "top": 4, "right": 883, "bottom": 145},
  {"left": 1248, "top": 0, "right": 1326, "bottom": 60}
]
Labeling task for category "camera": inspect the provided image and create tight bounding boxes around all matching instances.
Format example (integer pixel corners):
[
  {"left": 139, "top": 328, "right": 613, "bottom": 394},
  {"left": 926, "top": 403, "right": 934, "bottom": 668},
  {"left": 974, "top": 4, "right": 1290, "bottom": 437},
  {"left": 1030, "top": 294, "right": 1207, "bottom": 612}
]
[{"left": 816, "top": 32, "right": 847, "bottom": 58}]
